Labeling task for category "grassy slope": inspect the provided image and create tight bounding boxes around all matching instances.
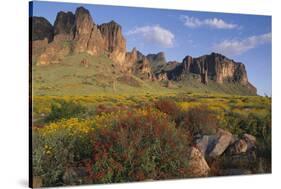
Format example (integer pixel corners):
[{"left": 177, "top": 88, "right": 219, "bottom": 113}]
[{"left": 32, "top": 53, "right": 256, "bottom": 96}]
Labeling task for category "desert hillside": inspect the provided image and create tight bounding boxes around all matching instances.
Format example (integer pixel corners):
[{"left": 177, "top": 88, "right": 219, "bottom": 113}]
[{"left": 31, "top": 7, "right": 257, "bottom": 96}]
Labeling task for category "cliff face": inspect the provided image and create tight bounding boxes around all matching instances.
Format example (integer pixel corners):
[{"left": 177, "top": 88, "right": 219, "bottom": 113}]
[
  {"left": 98, "top": 21, "right": 127, "bottom": 66},
  {"left": 98, "top": 21, "right": 126, "bottom": 57},
  {"left": 35, "top": 7, "right": 125, "bottom": 65},
  {"left": 54, "top": 11, "right": 75, "bottom": 36},
  {"left": 146, "top": 52, "right": 166, "bottom": 73},
  {"left": 73, "top": 7, "right": 105, "bottom": 55},
  {"left": 189, "top": 53, "right": 249, "bottom": 85},
  {"left": 31, "top": 6, "right": 257, "bottom": 95},
  {"left": 126, "top": 49, "right": 152, "bottom": 80},
  {"left": 31, "top": 17, "right": 53, "bottom": 42},
  {"left": 166, "top": 53, "right": 256, "bottom": 93}
]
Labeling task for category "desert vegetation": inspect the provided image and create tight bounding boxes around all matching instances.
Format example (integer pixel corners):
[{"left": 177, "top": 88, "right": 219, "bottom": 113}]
[
  {"left": 30, "top": 5, "right": 271, "bottom": 188},
  {"left": 32, "top": 93, "right": 271, "bottom": 187}
]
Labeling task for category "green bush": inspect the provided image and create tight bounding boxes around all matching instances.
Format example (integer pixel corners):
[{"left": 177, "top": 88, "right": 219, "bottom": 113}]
[{"left": 45, "top": 100, "right": 86, "bottom": 123}]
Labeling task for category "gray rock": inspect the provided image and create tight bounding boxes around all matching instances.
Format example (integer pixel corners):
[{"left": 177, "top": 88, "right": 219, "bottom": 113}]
[
  {"left": 209, "top": 129, "right": 233, "bottom": 158},
  {"left": 195, "top": 135, "right": 217, "bottom": 157}
]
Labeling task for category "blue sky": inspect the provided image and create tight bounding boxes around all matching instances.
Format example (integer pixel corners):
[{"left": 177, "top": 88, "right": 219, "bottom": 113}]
[{"left": 31, "top": 1, "right": 272, "bottom": 96}]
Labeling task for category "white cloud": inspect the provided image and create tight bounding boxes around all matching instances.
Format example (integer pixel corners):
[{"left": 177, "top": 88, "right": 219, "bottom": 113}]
[
  {"left": 213, "top": 33, "right": 271, "bottom": 56},
  {"left": 127, "top": 25, "right": 175, "bottom": 47},
  {"left": 181, "top": 16, "right": 238, "bottom": 29}
]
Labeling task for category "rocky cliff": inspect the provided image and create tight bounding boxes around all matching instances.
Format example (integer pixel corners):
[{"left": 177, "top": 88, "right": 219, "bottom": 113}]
[
  {"left": 73, "top": 7, "right": 105, "bottom": 56},
  {"left": 31, "top": 17, "right": 53, "bottom": 42},
  {"left": 166, "top": 53, "right": 256, "bottom": 93},
  {"left": 98, "top": 21, "right": 126, "bottom": 65},
  {"left": 31, "top": 6, "right": 257, "bottom": 95},
  {"left": 54, "top": 11, "right": 75, "bottom": 37},
  {"left": 34, "top": 7, "right": 125, "bottom": 66}
]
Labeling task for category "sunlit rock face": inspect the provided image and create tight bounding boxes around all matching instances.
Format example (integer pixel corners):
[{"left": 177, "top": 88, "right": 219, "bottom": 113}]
[
  {"left": 73, "top": 7, "right": 105, "bottom": 55},
  {"left": 98, "top": 20, "right": 127, "bottom": 65},
  {"left": 166, "top": 52, "right": 256, "bottom": 94}
]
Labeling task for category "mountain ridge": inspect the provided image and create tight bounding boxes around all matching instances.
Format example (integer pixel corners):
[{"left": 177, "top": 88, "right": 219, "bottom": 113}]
[{"left": 31, "top": 6, "right": 257, "bottom": 95}]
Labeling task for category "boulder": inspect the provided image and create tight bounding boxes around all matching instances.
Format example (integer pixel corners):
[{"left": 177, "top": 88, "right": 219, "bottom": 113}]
[
  {"left": 208, "top": 129, "right": 233, "bottom": 158},
  {"left": 228, "top": 139, "right": 248, "bottom": 155},
  {"left": 195, "top": 135, "right": 217, "bottom": 157},
  {"left": 187, "top": 147, "right": 210, "bottom": 177}
]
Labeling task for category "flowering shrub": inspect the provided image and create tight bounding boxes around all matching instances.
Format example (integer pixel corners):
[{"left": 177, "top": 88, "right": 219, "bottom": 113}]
[
  {"left": 178, "top": 106, "right": 218, "bottom": 137},
  {"left": 31, "top": 94, "right": 272, "bottom": 186},
  {"left": 32, "top": 118, "right": 94, "bottom": 186},
  {"left": 154, "top": 98, "right": 180, "bottom": 119},
  {"left": 89, "top": 108, "right": 191, "bottom": 183}
]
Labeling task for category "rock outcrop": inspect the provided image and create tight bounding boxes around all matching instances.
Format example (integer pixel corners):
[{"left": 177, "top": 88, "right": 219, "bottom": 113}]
[
  {"left": 54, "top": 11, "right": 75, "bottom": 35},
  {"left": 195, "top": 128, "right": 234, "bottom": 158},
  {"left": 35, "top": 11, "right": 76, "bottom": 65},
  {"left": 146, "top": 52, "right": 169, "bottom": 81},
  {"left": 31, "top": 17, "right": 53, "bottom": 42},
  {"left": 34, "top": 7, "right": 128, "bottom": 66},
  {"left": 73, "top": 7, "right": 105, "bottom": 55},
  {"left": 166, "top": 53, "right": 255, "bottom": 93},
  {"left": 133, "top": 51, "right": 152, "bottom": 80},
  {"left": 167, "top": 52, "right": 256, "bottom": 93},
  {"left": 193, "top": 129, "right": 260, "bottom": 176},
  {"left": 37, "top": 40, "right": 71, "bottom": 65},
  {"left": 31, "top": 38, "right": 49, "bottom": 62},
  {"left": 31, "top": 6, "right": 257, "bottom": 95},
  {"left": 98, "top": 21, "right": 126, "bottom": 64},
  {"left": 125, "top": 48, "right": 138, "bottom": 73},
  {"left": 146, "top": 52, "right": 166, "bottom": 72}
]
